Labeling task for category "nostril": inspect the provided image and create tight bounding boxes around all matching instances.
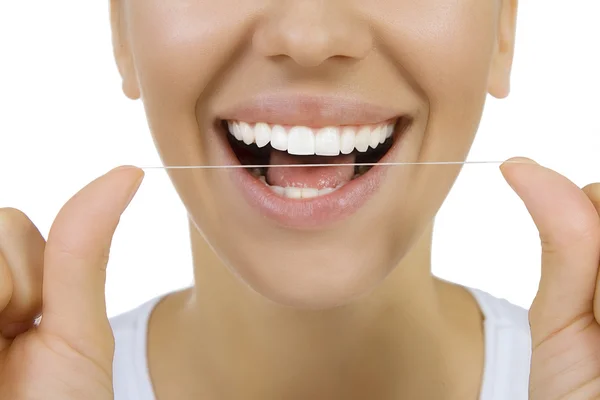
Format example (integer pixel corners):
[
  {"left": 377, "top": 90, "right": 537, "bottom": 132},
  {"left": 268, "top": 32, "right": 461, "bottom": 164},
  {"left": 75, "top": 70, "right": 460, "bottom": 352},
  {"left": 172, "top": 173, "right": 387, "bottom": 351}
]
[{"left": 252, "top": 5, "right": 373, "bottom": 68}]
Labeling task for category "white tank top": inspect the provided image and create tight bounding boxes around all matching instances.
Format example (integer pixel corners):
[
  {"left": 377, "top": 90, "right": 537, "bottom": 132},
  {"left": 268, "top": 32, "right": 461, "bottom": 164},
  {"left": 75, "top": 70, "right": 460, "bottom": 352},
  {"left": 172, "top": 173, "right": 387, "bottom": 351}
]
[{"left": 110, "top": 287, "right": 532, "bottom": 400}]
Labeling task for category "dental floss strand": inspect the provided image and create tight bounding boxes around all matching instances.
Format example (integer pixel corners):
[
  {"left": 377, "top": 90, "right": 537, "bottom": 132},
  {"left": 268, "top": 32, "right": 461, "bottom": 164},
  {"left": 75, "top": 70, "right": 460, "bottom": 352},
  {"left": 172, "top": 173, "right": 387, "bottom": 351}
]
[{"left": 139, "top": 160, "right": 522, "bottom": 170}]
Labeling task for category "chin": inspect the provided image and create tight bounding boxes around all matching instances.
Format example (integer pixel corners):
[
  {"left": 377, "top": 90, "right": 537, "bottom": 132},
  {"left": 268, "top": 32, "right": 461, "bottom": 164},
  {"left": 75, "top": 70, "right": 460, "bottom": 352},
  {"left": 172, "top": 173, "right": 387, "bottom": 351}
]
[
  {"left": 233, "top": 257, "right": 393, "bottom": 310},
  {"left": 203, "top": 219, "right": 412, "bottom": 309}
]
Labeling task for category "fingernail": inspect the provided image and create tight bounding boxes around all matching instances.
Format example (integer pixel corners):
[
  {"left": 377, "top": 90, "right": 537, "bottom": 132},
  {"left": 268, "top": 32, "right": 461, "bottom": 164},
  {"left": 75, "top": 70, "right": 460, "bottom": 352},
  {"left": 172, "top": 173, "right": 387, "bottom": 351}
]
[
  {"left": 500, "top": 157, "right": 539, "bottom": 173},
  {"left": 507, "top": 157, "right": 538, "bottom": 165},
  {"left": 125, "top": 173, "right": 145, "bottom": 207},
  {"left": 112, "top": 165, "right": 139, "bottom": 172},
  {"left": 109, "top": 166, "right": 145, "bottom": 207}
]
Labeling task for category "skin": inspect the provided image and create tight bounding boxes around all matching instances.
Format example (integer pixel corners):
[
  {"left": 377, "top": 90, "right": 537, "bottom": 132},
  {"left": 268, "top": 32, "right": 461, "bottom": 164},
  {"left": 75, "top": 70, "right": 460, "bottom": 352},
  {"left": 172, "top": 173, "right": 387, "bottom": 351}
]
[
  {"left": 111, "top": 1, "right": 516, "bottom": 397},
  {"left": 113, "top": 0, "right": 516, "bottom": 310},
  {"left": 0, "top": 1, "right": 599, "bottom": 400}
]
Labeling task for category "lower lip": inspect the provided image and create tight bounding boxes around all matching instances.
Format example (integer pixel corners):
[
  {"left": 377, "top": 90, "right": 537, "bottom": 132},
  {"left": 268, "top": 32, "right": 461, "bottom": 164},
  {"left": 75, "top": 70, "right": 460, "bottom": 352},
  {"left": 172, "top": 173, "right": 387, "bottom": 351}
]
[{"left": 224, "top": 127, "right": 407, "bottom": 229}]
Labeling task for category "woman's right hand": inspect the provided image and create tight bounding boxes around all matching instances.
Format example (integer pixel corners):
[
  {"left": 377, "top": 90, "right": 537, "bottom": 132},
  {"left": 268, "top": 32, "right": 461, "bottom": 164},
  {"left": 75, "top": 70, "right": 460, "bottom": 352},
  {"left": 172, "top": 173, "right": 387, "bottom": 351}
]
[{"left": 0, "top": 166, "right": 144, "bottom": 400}]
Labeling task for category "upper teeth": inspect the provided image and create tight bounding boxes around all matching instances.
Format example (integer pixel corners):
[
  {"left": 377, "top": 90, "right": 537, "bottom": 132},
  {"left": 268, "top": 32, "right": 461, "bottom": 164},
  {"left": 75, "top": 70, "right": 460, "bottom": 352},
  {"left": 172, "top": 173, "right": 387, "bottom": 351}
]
[{"left": 227, "top": 121, "right": 395, "bottom": 156}]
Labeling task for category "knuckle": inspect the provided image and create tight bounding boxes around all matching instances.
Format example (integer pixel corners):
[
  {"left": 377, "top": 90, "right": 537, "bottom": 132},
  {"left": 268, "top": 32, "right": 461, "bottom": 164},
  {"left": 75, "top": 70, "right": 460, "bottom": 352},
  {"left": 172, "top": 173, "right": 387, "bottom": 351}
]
[
  {"left": 540, "top": 213, "right": 600, "bottom": 251},
  {"left": 0, "top": 207, "right": 35, "bottom": 238},
  {"left": 583, "top": 182, "right": 600, "bottom": 199},
  {"left": 49, "top": 243, "right": 111, "bottom": 270}
]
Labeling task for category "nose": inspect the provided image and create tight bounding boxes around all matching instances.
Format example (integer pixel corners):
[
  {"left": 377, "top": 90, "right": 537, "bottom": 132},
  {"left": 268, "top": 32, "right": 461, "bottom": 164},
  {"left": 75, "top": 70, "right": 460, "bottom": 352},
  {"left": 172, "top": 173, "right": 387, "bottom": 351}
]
[{"left": 253, "top": 1, "right": 373, "bottom": 68}]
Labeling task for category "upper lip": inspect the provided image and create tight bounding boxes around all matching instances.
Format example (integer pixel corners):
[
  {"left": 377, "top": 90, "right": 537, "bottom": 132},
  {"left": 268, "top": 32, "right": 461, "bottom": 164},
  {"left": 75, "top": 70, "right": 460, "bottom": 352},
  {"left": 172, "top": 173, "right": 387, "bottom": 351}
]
[{"left": 217, "top": 93, "right": 403, "bottom": 128}]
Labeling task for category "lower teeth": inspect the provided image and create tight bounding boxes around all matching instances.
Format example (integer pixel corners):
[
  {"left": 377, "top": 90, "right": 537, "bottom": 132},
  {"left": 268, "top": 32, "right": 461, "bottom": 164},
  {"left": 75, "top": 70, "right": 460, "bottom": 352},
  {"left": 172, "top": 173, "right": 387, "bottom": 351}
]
[
  {"left": 249, "top": 173, "right": 342, "bottom": 199},
  {"left": 269, "top": 185, "right": 339, "bottom": 199},
  {"left": 249, "top": 166, "right": 370, "bottom": 180},
  {"left": 247, "top": 164, "right": 372, "bottom": 199}
]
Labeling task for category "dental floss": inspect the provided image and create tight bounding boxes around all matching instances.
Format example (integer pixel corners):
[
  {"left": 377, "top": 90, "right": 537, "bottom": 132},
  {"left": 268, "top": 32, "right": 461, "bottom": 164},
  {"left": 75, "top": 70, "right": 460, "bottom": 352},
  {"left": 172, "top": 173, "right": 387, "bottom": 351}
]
[{"left": 139, "top": 160, "right": 522, "bottom": 170}]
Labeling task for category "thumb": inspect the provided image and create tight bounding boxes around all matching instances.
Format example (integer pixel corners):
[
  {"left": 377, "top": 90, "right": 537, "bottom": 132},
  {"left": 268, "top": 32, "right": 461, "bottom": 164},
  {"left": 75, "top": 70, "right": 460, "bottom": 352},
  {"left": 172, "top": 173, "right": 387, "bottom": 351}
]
[
  {"left": 500, "top": 157, "right": 600, "bottom": 348},
  {"left": 39, "top": 166, "right": 144, "bottom": 364}
]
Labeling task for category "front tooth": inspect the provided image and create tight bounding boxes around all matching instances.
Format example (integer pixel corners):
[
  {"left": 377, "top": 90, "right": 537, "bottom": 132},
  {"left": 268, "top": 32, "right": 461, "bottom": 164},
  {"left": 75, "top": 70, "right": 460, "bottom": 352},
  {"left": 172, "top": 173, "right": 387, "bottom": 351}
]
[
  {"left": 386, "top": 124, "right": 394, "bottom": 138},
  {"left": 315, "top": 127, "right": 340, "bottom": 156},
  {"left": 259, "top": 175, "right": 266, "bottom": 183},
  {"left": 284, "top": 187, "right": 303, "bottom": 199},
  {"left": 271, "top": 125, "right": 288, "bottom": 151},
  {"left": 340, "top": 127, "right": 356, "bottom": 155},
  {"left": 369, "top": 126, "right": 381, "bottom": 149},
  {"left": 355, "top": 127, "right": 370, "bottom": 152},
  {"left": 240, "top": 122, "right": 254, "bottom": 145},
  {"left": 232, "top": 121, "right": 243, "bottom": 141},
  {"left": 302, "top": 188, "right": 319, "bottom": 198},
  {"left": 288, "top": 126, "right": 315, "bottom": 155},
  {"left": 254, "top": 123, "right": 271, "bottom": 148}
]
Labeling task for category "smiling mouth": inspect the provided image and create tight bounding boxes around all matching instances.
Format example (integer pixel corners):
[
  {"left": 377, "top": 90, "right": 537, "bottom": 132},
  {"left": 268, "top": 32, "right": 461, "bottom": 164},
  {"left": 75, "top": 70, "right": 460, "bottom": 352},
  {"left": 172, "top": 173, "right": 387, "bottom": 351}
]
[{"left": 222, "top": 117, "right": 411, "bottom": 199}]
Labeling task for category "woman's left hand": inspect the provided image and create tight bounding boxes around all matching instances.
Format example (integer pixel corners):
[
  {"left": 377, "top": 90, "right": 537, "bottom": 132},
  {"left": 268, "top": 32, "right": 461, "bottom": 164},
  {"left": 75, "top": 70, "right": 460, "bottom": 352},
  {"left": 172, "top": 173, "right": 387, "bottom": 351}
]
[{"left": 501, "top": 157, "right": 600, "bottom": 399}]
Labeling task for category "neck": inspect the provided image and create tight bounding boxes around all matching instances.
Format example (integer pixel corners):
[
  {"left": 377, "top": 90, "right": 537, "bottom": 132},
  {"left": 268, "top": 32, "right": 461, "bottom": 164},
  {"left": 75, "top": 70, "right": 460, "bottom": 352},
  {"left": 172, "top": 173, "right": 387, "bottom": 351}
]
[{"left": 147, "top": 222, "right": 484, "bottom": 400}]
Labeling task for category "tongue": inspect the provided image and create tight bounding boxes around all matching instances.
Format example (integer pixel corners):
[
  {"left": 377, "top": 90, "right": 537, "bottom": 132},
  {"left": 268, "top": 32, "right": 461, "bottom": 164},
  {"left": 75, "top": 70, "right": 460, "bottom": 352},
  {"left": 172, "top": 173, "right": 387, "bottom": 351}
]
[{"left": 267, "top": 151, "right": 356, "bottom": 189}]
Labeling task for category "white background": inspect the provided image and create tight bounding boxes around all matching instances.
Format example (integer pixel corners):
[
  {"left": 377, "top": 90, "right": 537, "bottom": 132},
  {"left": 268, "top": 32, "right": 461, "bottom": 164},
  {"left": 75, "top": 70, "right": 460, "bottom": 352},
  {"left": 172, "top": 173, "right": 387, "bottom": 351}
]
[{"left": 0, "top": 1, "right": 599, "bottom": 317}]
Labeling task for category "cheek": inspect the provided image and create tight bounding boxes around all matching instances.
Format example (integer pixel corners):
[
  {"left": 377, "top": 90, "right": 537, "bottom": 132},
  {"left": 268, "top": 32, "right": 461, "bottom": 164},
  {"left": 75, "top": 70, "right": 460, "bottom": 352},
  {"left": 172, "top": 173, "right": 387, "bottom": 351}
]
[
  {"left": 125, "top": 0, "right": 259, "bottom": 111},
  {"left": 368, "top": 0, "right": 498, "bottom": 161},
  {"left": 368, "top": 0, "right": 498, "bottom": 97},
  {"left": 364, "top": 1, "right": 500, "bottom": 236}
]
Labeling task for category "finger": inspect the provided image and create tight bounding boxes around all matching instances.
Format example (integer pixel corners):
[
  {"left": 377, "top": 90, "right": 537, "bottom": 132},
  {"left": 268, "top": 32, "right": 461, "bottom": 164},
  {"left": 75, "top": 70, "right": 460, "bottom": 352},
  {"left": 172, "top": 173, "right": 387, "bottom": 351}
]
[
  {"left": 0, "top": 252, "right": 13, "bottom": 348},
  {"left": 39, "top": 166, "right": 144, "bottom": 366},
  {"left": 500, "top": 157, "right": 600, "bottom": 347},
  {"left": 582, "top": 183, "right": 600, "bottom": 322},
  {"left": 0, "top": 208, "right": 45, "bottom": 336},
  {"left": 583, "top": 183, "right": 600, "bottom": 214},
  {"left": 0, "top": 251, "right": 12, "bottom": 315}
]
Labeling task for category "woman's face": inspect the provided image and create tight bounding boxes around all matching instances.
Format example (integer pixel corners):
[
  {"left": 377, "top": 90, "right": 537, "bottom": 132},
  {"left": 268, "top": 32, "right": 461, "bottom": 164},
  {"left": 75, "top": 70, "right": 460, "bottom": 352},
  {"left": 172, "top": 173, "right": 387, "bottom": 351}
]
[{"left": 112, "top": 0, "right": 515, "bottom": 308}]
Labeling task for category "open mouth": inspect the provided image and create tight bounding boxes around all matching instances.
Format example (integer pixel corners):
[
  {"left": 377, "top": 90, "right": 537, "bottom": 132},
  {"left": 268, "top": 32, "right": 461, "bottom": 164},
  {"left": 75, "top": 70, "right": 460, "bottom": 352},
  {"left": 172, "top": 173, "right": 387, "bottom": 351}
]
[{"left": 222, "top": 118, "right": 410, "bottom": 199}]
